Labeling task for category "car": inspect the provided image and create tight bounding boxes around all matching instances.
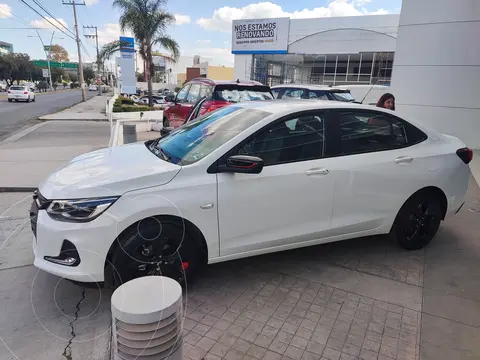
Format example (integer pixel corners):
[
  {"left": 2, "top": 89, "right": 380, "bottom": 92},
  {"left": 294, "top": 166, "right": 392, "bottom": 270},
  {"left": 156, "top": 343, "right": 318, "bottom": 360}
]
[
  {"left": 271, "top": 84, "right": 356, "bottom": 102},
  {"left": 8, "top": 85, "right": 35, "bottom": 102},
  {"left": 88, "top": 84, "right": 98, "bottom": 91},
  {"left": 335, "top": 84, "right": 391, "bottom": 106},
  {"left": 30, "top": 100, "right": 471, "bottom": 287},
  {"left": 138, "top": 95, "right": 168, "bottom": 105},
  {"left": 163, "top": 78, "right": 274, "bottom": 129}
]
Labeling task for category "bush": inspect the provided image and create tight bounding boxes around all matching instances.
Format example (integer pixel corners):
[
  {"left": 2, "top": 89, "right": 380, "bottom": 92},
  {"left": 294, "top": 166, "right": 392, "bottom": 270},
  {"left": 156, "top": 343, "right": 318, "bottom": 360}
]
[
  {"left": 70, "top": 82, "right": 79, "bottom": 89},
  {"left": 112, "top": 103, "right": 159, "bottom": 112},
  {"left": 120, "top": 98, "right": 134, "bottom": 105},
  {"left": 52, "top": 83, "right": 58, "bottom": 90}
]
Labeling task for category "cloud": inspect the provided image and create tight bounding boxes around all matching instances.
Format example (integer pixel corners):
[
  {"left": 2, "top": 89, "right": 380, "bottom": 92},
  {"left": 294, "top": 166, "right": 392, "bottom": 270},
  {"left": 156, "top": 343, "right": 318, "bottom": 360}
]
[
  {"left": 197, "top": 0, "right": 390, "bottom": 32},
  {"left": 30, "top": 17, "right": 68, "bottom": 30},
  {"left": 0, "top": 4, "right": 12, "bottom": 18},
  {"left": 97, "top": 23, "right": 133, "bottom": 46},
  {"left": 196, "top": 40, "right": 211, "bottom": 45},
  {"left": 84, "top": 0, "right": 99, "bottom": 5},
  {"left": 174, "top": 14, "right": 191, "bottom": 25}
]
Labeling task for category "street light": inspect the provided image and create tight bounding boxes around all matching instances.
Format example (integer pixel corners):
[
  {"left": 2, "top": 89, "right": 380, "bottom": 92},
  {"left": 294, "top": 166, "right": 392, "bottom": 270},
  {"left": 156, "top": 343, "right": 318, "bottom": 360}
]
[{"left": 27, "top": 31, "right": 64, "bottom": 91}]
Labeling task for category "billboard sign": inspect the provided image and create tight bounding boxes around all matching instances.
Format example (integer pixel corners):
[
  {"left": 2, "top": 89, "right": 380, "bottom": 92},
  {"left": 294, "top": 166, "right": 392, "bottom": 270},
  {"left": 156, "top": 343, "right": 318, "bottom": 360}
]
[
  {"left": 231, "top": 17, "right": 290, "bottom": 54},
  {"left": 120, "top": 36, "right": 135, "bottom": 59}
]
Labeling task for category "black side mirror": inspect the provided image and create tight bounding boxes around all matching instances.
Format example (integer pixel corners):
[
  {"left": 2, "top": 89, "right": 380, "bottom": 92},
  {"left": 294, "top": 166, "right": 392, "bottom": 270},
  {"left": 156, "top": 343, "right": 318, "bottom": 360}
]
[{"left": 218, "top": 155, "right": 264, "bottom": 174}]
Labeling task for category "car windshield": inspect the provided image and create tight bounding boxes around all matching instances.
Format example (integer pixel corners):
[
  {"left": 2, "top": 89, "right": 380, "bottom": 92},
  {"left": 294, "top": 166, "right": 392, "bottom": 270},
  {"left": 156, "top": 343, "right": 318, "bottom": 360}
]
[
  {"left": 10, "top": 86, "right": 25, "bottom": 90},
  {"left": 331, "top": 91, "right": 355, "bottom": 102},
  {"left": 147, "top": 106, "right": 271, "bottom": 165},
  {"left": 214, "top": 85, "right": 273, "bottom": 103}
]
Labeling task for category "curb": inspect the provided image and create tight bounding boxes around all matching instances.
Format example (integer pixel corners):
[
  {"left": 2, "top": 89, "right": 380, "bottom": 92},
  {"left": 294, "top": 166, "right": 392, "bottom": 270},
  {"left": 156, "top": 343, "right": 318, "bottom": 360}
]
[{"left": 0, "top": 187, "right": 36, "bottom": 193}]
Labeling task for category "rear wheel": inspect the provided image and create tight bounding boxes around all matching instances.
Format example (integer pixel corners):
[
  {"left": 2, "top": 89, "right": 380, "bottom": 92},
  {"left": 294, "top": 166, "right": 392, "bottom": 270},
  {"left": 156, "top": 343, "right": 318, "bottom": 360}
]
[
  {"left": 8, "top": 99, "right": 12, "bottom": 102},
  {"left": 32, "top": 96, "right": 35, "bottom": 102},
  {"left": 26, "top": 97, "right": 30, "bottom": 103},
  {"left": 109, "top": 217, "right": 205, "bottom": 288},
  {"left": 391, "top": 191, "right": 442, "bottom": 250}
]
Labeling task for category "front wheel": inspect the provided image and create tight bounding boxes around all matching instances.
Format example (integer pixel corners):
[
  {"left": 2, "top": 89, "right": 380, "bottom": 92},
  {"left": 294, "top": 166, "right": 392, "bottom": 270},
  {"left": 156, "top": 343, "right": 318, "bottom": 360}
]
[
  {"left": 391, "top": 191, "right": 442, "bottom": 250},
  {"left": 8, "top": 99, "right": 12, "bottom": 102},
  {"left": 109, "top": 217, "right": 205, "bottom": 288}
]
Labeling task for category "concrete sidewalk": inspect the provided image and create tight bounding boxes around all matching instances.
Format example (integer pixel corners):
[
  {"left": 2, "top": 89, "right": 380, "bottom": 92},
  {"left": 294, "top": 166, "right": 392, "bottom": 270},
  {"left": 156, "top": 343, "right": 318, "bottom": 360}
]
[
  {"left": 38, "top": 93, "right": 109, "bottom": 121},
  {"left": 0, "top": 121, "right": 110, "bottom": 189}
]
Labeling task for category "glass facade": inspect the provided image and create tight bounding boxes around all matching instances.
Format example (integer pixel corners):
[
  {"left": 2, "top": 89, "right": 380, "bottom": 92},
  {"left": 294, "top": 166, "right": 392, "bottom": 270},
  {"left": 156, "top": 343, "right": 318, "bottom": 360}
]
[{"left": 248, "top": 52, "right": 394, "bottom": 87}]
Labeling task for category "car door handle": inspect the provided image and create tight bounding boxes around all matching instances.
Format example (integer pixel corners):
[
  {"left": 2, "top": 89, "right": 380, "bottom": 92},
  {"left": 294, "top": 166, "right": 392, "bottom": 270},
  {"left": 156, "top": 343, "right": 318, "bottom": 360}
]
[
  {"left": 305, "top": 168, "right": 330, "bottom": 176},
  {"left": 394, "top": 156, "right": 413, "bottom": 164}
]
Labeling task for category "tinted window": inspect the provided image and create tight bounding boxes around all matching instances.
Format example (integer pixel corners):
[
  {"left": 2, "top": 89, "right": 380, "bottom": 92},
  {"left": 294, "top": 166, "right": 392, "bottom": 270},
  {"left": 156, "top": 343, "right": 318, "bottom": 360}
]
[
  {"left": 330, "top": 91, "right": 355, "bottom": 102},
  {"left": 308, "top": 90, "right": 329, "bottom": 100},
  {"left": 271, "top": 89, "right": 280, "bottom": 99},
  {"left": 187, "top": 83, "right": 201, "bottom": 103},
  {"left": 280, "top": 88, "right": 305, "bottom": 99},
  {"left": 10, "top": 86, "right": 25, "bottom": 90},
  {"left": 238, "top": 114, "right": 325, "bottom": 166},
  {"left": 338, "top": 111, "right": 410, "bottom": 155},
  {"left": 152, "top": 106, "right": 271, "bottom": 165},
  {"left": 199, "top": 84, "right": 212, "bottom": 99},
  {"left": 176, "top": 85, "right": 190, "bottom": 102},
  {"left": 213, "top": 85, "right": 273, "bottom": 103}
]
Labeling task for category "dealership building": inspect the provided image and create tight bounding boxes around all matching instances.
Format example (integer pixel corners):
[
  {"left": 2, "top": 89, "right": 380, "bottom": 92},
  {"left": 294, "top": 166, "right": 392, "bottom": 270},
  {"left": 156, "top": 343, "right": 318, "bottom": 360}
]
[
  {"left": 232, "top": 15, "right": 399, "bottom": 87},
  {"left": 232, "top": 1, "right": 480, "bottom": 149}
]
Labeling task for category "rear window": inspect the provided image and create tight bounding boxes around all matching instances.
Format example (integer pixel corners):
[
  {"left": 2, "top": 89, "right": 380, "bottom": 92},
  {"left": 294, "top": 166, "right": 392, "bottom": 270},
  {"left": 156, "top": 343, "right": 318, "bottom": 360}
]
[
  {"left": 10, "top": 86, "right": 25, "bottom": 90},
  {"left": 213, "top": 85, "right": 273, "bottom": 103},
  {"left": 330, "top": 91, "right": 355, "bottom": 102}
]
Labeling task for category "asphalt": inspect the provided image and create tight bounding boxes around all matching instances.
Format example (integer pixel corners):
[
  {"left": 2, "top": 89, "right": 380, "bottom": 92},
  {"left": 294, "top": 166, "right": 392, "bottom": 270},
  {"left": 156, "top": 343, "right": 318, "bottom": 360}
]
[{"left": 0, "top": 90, "right": 97, "bottom": 141}]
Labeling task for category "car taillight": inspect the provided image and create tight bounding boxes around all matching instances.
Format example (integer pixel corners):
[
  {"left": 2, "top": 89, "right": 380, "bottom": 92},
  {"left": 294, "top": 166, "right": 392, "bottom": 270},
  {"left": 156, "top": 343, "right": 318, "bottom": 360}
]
[
  {"left": 456, "top": 147, "right": 473, "bottom": 164},
  {"left": 24, "top": 91, "right": 28, "bottom": 94}
]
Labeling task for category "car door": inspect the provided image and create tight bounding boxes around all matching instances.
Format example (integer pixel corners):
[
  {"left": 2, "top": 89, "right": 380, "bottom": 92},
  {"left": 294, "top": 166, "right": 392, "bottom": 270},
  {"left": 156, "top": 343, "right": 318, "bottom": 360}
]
[
  {"left": 175, "top": 83, "right": 201, "bottom": 126},
  {"left": 327, "top": 109, "right": 429, "bottom": 232},
  {"left": 167, "top": 84, "right": 190, "bottom": 126},
  {"left": 216, "top": 111, "right": 336, "bottom": 256}
]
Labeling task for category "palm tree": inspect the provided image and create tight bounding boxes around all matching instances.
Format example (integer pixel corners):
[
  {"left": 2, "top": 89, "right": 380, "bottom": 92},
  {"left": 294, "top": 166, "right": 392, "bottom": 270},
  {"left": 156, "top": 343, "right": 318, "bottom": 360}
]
[{"left": 99, "top": 0, "right": 180, "bottom": 107}]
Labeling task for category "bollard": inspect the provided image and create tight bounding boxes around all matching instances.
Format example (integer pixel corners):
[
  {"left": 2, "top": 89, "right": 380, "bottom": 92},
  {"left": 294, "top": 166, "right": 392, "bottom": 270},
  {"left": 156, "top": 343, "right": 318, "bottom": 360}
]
[
  {"left": 111, "top": 276, "right": 183, "bottom": 360},
  {"left": 123, "top": 124, "right": 137, "bottom": 144}
]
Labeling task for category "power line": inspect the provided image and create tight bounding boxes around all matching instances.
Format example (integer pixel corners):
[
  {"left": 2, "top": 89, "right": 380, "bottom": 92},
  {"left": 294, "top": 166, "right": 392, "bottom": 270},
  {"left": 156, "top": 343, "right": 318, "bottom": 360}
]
[
  {"left": 18, "top": 0, "right": 76, "bottom": 40},
  {"left": 30, "top": 0, "right": 76, "bottom": 38}
]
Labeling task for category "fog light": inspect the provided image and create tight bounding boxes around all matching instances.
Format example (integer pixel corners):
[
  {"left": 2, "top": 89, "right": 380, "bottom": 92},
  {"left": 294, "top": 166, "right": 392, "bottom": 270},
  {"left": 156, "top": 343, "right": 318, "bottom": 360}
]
[{"left": 44, "top": 240, "right": 81, "bottom": 267}]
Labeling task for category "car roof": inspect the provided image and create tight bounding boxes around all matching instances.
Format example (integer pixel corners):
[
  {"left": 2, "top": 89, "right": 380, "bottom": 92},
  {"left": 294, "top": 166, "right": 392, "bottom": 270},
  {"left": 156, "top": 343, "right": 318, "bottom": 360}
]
[
  {"left": 271, "top": 84, "right": 345, "bottom": 91},
  {"left": 233, "top": 99, "right": 389, "bottom": 114},
  {"left": 187, "top": 78, "right": 266, "bottom": 87}
]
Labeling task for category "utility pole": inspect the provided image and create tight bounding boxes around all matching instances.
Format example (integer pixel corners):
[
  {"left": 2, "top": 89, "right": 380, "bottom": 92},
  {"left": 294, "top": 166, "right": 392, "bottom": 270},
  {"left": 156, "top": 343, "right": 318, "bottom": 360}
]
[
  {"left": 84, "top": 25, "right": 101, "bottom": 96},
  {"left": 63, "top": 0, "right": 86, "bottom": 102}
]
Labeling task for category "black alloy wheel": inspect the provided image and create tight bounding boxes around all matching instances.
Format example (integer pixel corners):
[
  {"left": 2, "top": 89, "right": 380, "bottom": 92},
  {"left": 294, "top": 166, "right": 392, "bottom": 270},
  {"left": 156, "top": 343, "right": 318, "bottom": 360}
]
[
  {"left": 110, "top": 217, "right": 203, "bottom": 288},
  {"left": 392, "top": 192, "right": 442, "bottom": 250}
]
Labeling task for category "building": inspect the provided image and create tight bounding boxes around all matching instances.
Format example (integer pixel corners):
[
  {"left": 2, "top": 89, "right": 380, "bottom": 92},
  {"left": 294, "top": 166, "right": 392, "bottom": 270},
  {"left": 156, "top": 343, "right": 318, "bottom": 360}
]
[
  {"left": 232, "top": 15, "right": 399, "bottom": 86},
  {"left": 165, "top": 56, "right": 234, "bottom": 86},
  {"left": 0, "top": 41, "right": 13, "bottom": 55}
]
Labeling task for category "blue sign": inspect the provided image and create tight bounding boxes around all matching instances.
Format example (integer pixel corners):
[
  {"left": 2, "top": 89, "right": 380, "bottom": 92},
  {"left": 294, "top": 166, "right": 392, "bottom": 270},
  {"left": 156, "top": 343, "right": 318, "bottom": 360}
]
[{"left": 119, "top": 36, "right": 134, "bottom": 53}]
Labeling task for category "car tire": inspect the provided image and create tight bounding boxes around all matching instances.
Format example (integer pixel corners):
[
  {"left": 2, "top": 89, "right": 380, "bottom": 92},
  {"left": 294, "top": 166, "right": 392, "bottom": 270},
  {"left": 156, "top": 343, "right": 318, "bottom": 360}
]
[
  {"left": 14, "top": 99, "right": 18, "bottom": 102},
  {"left": 390, "top": 191, "right": 442, "bottom": 250},
  {"left": 163, "top": 117, "right": 170, "bottom": 128},
  {"left": 32, "top": 96, "right": 35, "bottom": 102},
  {"left": 108, "top": 217, "right": 205, "bottom": 289},
  {"left": 8, "top": 99, "right": 12, "bottom": 102},
  {"left": 26, "top": 97, "right": 30, "bottom": 103}
]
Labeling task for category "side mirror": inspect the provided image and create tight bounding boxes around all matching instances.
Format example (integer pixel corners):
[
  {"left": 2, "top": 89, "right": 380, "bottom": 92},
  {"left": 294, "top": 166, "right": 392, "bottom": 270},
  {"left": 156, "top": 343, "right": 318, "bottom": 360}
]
[{"left": 218, "top": 155, "right": 264, "bottom": 174}]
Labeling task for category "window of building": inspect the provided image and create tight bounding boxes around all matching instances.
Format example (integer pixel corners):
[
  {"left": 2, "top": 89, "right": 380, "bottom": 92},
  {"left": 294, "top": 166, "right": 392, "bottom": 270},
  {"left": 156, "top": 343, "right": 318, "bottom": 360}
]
[{"left": 238, "top": 114, "right": 325, "bottom": 166}]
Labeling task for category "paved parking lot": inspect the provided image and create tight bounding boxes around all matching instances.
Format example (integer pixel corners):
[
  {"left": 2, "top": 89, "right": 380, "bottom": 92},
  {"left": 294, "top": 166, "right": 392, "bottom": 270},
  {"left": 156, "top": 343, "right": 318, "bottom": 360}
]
[{"left": 0, "top": 178, "right": 479, "bottom": 360}]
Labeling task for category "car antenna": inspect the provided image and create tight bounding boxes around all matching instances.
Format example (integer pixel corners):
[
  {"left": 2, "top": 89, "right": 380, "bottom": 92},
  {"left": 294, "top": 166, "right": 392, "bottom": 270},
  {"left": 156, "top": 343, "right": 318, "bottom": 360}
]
[{"left": 359, "top": 78, "right": 379, "bottom": 104}]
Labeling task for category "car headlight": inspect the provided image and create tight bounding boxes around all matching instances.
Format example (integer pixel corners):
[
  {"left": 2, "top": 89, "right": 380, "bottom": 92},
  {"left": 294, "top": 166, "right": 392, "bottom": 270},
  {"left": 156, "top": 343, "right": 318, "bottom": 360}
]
[{"left": 46, "top": 197, "right": 119, "bottom": 222}]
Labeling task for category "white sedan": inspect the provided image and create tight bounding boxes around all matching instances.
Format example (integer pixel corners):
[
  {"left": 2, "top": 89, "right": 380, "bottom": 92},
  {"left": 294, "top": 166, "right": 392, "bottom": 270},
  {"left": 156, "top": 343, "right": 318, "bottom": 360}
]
[
  {"left": 30, "top": 100, "right": 471, "bottom": 287},
  {"left": 8, "top": 85, "right": 35, "bottom": 102}
]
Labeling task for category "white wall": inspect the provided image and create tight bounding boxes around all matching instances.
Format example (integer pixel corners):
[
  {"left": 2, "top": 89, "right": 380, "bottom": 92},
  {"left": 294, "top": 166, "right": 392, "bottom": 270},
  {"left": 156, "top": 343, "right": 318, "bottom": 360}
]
[
  {"left": 390, "top": 0, "right": 480, "bottom": 149},
  {"left": 234, "top": 54, "right": 251, "bottom": 81}
]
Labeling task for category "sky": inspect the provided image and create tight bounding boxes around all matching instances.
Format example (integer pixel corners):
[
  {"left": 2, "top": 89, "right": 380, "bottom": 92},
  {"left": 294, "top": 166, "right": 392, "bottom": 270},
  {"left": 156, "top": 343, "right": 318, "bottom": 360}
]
[{"left": 0, "top": 0, "right": 401, "bottom": 68}]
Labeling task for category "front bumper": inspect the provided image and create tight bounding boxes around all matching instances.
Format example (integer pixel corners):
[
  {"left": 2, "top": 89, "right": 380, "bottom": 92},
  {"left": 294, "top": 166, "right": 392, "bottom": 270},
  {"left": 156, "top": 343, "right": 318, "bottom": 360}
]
[{"left": 32, "top": 209, "right": 119, "bottom": 283}]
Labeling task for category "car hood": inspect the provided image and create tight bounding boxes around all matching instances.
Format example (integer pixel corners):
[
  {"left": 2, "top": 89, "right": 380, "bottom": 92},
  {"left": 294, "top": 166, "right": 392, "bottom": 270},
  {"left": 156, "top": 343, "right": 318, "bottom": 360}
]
[{"left": 39, "top": 143, "right": 181, "bottom": 199}]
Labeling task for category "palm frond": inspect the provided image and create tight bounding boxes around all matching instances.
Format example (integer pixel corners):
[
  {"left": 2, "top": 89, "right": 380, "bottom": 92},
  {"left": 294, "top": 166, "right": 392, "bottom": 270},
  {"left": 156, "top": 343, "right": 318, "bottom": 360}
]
[{"left": 153, "top": 35, "right": 180, "bottom": 60}]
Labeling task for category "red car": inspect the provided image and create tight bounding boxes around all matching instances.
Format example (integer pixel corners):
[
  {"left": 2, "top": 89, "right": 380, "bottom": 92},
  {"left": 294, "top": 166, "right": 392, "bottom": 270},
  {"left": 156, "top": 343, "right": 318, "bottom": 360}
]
[{"left": 162, "top": 78, "right": 274, "bottom": 128}]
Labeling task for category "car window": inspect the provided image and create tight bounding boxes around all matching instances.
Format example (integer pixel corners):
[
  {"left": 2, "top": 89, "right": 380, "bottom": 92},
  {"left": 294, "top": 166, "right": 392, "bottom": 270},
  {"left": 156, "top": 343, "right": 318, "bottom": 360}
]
[
  {"left": 338, "top": 111, "right": 409, "bottom": 155},
  {"left": 308, "top": 90, "right": 329, "bottom": 100},
  {"left": 199, "top": 84, "right": 212, "bottom": 99},
  {"left": 187, "top": 83, "right": 201, "bottom": 103},
  {"left": 271, "top": 89, "right": 280, "bottom": 99},
  {"left": 213, "top": 85, "right": 273, "bottom": 103},
  {"left": 10, "top": 86, "right": 25, "bottom": 91},
  {"left": 281, "top": 88, "right": 305, "bottom": 99},
  {"left": 153, "top": 106, "right": 271, "bottom": 165},
  {"left": 176, "top": 84, "right": 190, "bottom": 102},
  {"left": 330, "top": 91, "right": 355, "bottom": 102},
  {"left": 238, "top": 113, "right": 325, "bottom": 166}
]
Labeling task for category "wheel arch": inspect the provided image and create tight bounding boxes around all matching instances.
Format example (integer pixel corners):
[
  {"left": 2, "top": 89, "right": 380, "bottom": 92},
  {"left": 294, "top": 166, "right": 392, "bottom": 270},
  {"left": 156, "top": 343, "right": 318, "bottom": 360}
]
[
  {"left": 104, "top": 214, "right": 208, "bottom": 279},
  {"left": 395, "top": 186, "right": 448, "bottom": 224}
]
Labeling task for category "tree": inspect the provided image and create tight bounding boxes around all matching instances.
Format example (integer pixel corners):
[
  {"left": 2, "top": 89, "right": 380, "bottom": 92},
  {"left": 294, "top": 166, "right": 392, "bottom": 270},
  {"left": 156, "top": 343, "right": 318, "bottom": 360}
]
[
  {"left": 98, "top": 0, "right": 180, "bottom": 107},
  {"left": 51, "top": 68, "right": 65, "bottom": 83},
  {"left": 0, "top": 53, "right": 36, "bottom": 86},
  {"left": 69, "top": 73, "right": 78, "bottom": 83},
  {"left": 49, "top": 44, "right": 69, "bottom": 62},
  {"left": 83, "top": 68, "right": 95, "bottom": 85},
  {"left": 136, "top": 71, "right": 145, "bottom": 82}
]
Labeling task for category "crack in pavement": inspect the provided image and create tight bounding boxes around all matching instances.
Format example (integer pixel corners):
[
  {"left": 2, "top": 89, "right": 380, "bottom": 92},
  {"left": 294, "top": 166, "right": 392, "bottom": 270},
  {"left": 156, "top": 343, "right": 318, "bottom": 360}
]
[{"left": 61, "top": 287, "right": 86, "bottom": 360}]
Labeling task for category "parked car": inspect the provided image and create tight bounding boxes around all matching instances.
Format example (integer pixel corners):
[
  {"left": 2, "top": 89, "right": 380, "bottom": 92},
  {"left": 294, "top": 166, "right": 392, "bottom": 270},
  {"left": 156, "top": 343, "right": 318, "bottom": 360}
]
[
  {"left": 88, "top": 84, "right": 98, "bottom": 91},
  {"left": 271, "top": 84, "right": 355, "bottom": 102},
  {"left": 30, "top": 100, "right": 471, "bottom": 287},
  {"left": 138, "top": 95, "right": 168, "bottom": 105},
  {"left": 8, "top": 85, "right": 35, "bottom": 102},
  {"left": 335, "top": 84, "right": 391, "bottom": 105},
  {"left": 163, "top": 78, "right": 274, "bottom": 128}
]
